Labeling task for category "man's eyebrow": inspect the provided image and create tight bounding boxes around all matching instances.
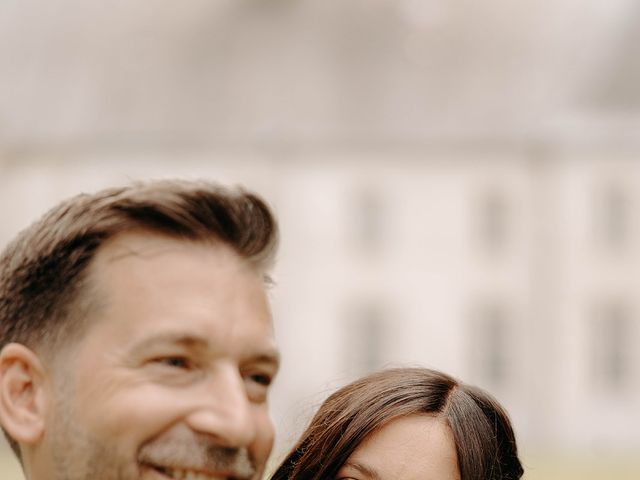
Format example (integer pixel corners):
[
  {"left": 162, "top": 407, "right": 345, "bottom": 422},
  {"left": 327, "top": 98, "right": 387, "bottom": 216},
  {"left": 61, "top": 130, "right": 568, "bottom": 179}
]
[
  {"left": 129, "top": 332, "right": 280, "bottom": 368},
  {"left": 130, "top": 332, "right": 210, "bottom": 354},
  {"left": 341, "top": 461, "right": 381, "bottom": 480}
]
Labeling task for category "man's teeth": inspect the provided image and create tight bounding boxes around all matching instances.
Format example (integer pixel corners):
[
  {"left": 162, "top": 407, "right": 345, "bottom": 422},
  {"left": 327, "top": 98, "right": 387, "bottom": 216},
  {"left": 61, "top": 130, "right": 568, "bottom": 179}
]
[{"left": 164, "top": 468, "right": 226, "bottom": 480}]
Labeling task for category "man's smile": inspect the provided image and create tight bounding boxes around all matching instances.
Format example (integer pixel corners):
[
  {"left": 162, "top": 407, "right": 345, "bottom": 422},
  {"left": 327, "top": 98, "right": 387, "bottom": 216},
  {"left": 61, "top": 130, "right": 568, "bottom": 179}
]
[{"left": 143, "top": 462, "right": 249, "bottom": 480}]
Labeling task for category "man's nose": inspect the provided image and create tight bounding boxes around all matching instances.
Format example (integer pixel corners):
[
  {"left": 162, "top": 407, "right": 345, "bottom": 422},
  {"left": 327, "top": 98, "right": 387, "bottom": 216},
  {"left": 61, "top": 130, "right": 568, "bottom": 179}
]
[{"left": 185, "top": 366, "right": 256, "bottom": 447}]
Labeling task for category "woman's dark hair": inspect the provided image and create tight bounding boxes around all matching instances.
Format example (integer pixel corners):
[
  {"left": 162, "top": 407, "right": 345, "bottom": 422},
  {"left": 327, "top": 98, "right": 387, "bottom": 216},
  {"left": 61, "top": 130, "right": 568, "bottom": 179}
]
[{"left": 270, "top": 368, "right": 523, "bottom": 480}]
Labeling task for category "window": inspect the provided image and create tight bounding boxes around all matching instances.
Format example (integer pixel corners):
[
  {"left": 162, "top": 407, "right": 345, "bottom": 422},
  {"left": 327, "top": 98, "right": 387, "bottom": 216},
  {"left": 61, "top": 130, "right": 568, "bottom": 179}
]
[
  {"left": 351, "top": 189, "right": 384, "bottom": 253},
  {"left": 469, "top": 303, "right": 510, "bottom": 388},
  {"left": 344, "top": 303, "right": 386, "bottom": 376},
  {"left": 596, "top": 184, "right": 630, "bottom": 251},
  {"left": 477, "top": 189, "right": 509, "bottom": 254},
  {"left": 591, "top": 303, "right": 632, "bottom": 392}
]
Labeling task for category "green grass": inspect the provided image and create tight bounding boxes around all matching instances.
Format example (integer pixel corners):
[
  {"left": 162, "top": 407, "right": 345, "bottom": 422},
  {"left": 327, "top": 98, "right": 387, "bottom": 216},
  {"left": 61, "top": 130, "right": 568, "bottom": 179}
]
[
  {"left": 523, "top": 453, "right": 640, "bottom": 480},
  {"left": 0, "top": 449, "right": 22, "bottom": 480}
]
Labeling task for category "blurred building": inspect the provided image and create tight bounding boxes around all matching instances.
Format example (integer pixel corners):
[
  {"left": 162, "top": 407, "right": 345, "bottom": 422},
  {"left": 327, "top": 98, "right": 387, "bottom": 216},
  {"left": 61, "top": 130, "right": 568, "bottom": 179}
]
[
  {"left": 0, "top": 156, "right": 638, "bottom": 468},
  {"left": 1, "top": 1, "right": 640, "bottom": 478},
  {"left": 271, "top": 156, "right": 640, "bottom": 458}
]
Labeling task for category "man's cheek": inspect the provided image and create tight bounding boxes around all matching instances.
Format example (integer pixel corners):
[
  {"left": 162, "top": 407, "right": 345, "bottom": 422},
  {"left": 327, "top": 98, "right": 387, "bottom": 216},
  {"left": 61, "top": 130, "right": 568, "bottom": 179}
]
[{"left": 253, "top": 411, "right": 276, "bottom": 470}]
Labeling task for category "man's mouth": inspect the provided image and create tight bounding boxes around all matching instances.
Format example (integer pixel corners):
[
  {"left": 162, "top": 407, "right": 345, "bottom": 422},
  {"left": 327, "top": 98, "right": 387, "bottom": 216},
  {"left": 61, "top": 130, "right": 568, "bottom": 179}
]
[{"left": 144, "top": 463, "right": 240, "bottom": 480}]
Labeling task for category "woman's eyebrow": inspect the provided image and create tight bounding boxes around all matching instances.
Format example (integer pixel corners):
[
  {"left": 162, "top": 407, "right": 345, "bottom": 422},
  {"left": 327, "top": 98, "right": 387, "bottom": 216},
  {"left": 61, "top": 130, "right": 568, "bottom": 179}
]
[
  {"left": 341, "top": 461, "right": 382, "bottom": 480},
  {"left": 245, "top": 349, "right": 280, "bottom": 370}
]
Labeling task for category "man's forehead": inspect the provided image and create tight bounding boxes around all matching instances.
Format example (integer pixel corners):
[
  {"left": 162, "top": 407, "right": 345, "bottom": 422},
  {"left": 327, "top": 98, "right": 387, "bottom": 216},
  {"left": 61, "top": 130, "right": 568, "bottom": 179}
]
[
  {"left": 97, "top": 231, "right": 232, "bottom": 263},
  {"left": 95, "top": 232, "right": 278, "bottom": 292}
]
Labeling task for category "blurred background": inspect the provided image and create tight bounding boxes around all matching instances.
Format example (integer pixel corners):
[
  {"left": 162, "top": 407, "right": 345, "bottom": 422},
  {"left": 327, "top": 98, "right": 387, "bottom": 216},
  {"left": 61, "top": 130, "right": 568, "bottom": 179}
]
[{"left": 1, "top": 1, "right": 639, "bottom": 479}]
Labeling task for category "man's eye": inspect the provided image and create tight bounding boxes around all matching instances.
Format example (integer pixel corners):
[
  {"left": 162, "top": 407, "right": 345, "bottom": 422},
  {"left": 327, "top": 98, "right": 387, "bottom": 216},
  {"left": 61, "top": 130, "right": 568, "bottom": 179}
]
[{"left": 154, "top": 356, "right": 192, "bottom": 369}]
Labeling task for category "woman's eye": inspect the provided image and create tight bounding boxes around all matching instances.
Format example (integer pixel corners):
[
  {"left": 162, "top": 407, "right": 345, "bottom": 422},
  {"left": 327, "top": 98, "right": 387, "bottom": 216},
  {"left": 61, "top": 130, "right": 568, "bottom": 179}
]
[{"left": 248, "top": 372, "right": 272, "bottom": 387}]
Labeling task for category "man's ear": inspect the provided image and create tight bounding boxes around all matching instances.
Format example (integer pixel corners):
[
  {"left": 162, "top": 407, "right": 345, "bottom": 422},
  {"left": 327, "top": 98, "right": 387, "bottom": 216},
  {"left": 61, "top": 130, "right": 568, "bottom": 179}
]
[{"left": 0, "top": 343, "right": 49, "bottom": 445}]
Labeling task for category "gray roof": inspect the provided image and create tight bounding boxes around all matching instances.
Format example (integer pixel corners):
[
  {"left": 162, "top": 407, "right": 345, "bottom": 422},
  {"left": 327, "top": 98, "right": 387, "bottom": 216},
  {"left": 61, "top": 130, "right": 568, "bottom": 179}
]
[{"left": 1, "top": 0, "right": 639, "bottom": 148}]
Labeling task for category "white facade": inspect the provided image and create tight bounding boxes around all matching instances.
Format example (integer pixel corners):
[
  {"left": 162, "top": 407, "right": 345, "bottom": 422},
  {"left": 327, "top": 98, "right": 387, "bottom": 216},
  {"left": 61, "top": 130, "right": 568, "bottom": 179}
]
[
  {"left": 1, "top": 1, "right": 640, "bottom": 477},
  {"left": 0, "top": 155, "right": 638, "bottom": 464},
  {"left": 271, "top": 155, "right": 640, "bottom": 457}
]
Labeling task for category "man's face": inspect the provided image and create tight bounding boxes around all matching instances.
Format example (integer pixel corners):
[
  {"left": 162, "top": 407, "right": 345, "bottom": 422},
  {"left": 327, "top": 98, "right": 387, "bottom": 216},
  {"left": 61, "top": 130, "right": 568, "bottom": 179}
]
[{"left": 38, "top": 233, "right": 279, "bottom": 480}]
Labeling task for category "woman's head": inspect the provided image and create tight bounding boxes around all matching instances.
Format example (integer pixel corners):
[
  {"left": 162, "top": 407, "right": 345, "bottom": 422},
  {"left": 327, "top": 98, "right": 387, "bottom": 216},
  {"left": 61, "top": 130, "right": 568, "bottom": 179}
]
[{"left": 271, "top": 368, "right": 523, "bottom": 480}]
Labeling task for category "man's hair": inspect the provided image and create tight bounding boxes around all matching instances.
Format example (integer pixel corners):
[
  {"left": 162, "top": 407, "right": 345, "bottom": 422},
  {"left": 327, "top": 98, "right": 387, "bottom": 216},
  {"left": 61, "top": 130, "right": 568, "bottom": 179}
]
[
  {"left": 270, "top": 367, "right": 523, "bottom": 480},
  {"left": 0, "top": 179, "right": 278, "bottom": 454}
]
